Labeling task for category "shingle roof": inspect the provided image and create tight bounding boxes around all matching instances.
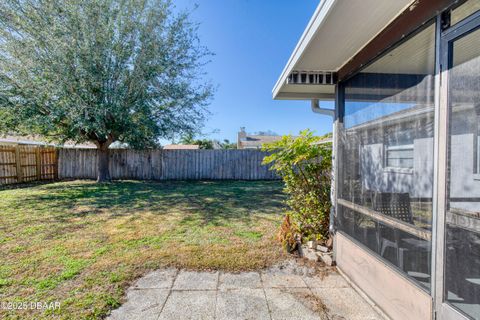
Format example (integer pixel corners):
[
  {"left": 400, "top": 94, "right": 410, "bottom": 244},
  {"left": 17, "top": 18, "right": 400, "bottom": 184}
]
[
  {"left": 163, "top": 144, "right": 200, "bottom": 150},
  {"left": 0, "top": 135, "right": 96, "bottom": 148},
  {"left": 238, "top": 135, "right": 283, "bottom": 149}
]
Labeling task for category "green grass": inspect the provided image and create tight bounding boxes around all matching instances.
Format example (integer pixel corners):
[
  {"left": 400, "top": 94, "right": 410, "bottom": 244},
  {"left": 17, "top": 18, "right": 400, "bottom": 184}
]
[{"left": 0, "top": 180, "right": 286, "bottom": 319}]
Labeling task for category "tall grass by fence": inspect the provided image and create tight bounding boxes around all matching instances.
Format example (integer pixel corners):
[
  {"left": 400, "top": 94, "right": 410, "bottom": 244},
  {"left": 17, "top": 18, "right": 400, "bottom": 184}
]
[
  {"left": 0, "top": 145, "right": 58, "bottom": 185},
  {"left": 59, "top": 149, "right": 279, "bottom": 181}
]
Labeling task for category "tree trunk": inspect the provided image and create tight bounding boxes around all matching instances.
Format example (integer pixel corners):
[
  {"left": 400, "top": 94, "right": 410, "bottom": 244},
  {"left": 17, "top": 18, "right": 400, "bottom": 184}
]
[{"left": 97, "top": 143, "right": 111, "bottom": 183}]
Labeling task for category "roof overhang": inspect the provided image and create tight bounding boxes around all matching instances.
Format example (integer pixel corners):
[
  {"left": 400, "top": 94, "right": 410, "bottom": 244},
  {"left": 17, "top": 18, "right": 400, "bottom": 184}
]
[{"left": 273, "top": 0, "right": 416, "bottom": 100}]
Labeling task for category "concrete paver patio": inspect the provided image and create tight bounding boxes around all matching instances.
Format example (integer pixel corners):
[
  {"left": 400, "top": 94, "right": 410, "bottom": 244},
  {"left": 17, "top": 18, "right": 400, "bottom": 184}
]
[{"left": 108, "top": 260, "right": 383, "bottom": 320}]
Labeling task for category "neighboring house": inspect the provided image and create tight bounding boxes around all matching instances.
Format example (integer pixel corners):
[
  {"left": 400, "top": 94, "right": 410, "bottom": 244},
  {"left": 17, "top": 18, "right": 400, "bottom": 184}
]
[
  {"left": 274, "top": 1, "right": 480, "bottom": 320},
  {"left": 0, "top": 135, "right": 96, "bottom": 148},
  {"left": 237, "top": 127, "right": 331, "bottom": 149},
  {"left": 163, "top": 144, "right": 200, "bottom": 150},
  {"left": 237, "top": 127, "right": 283, "bottom": 149}
]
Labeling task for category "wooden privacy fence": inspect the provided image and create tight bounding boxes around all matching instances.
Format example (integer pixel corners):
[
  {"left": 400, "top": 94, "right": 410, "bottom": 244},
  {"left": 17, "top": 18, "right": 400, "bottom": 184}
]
[
  {"left": 0, "top": 145, "right": 58, "bottom": 185},
  {"left": 59, "top": 149, "right": 279, "bottom": 180}
]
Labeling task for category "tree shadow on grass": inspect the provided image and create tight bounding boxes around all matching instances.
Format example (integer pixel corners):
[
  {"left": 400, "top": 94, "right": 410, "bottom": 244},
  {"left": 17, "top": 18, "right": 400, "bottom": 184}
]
[
  {"left": 0, "top": 180, "right": 56, "bottom": 191},
  {"left": 11, "top": 180, "right": 286, "bottom": 226}
]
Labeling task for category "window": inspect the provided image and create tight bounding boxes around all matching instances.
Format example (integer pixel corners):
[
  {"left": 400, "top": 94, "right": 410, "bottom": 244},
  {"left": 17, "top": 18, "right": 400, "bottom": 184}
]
[{"left": 385, "top": 145, "right": 414, "bottom": 170}]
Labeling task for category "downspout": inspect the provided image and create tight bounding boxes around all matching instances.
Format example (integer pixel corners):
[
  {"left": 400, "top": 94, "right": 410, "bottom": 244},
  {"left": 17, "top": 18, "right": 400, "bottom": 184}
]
[
  {"left": 311, "top": 99, "right": 335, "bottom": 117},
  {"left": 310, "top": 99, "right": 336, "bottom": 236}
]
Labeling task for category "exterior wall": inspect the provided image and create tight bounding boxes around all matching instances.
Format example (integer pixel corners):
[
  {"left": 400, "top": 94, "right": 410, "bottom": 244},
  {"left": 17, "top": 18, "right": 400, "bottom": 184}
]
[
  {"left": 450, "top": 133, "right": 480, "bottom": 211},
  {"left": 359, "top": 132, "right": 480, "bottom": 208},
  {"left": 336, "top": 232, "right": 432, "bottom": 320},
  {"left": 359, "top": 138, "right": 434, "bottom": 198}
]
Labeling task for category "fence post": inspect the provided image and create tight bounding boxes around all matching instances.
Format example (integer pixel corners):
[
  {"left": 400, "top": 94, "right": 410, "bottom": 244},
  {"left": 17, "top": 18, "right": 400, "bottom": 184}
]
[
  {"left": 36, "top": 147, "right": 42, "bottom": 180},
  {"left": 54, "top": 148, "right": 59, "bottom": 180},
  {"left": 15, "top": 146, "right": 23, "bottom": 183}
]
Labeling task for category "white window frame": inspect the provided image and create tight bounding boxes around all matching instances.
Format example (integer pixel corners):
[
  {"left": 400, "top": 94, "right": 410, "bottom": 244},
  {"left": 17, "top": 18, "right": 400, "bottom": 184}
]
[
  {"left": 474, "top": 132, "right": 480, "bottom": 180},
  {"left": 473, "top": 113, "right": 480, "bottom": 180},
  {"left": 384, "top": 144, "right": 414, "bottom": 174},
  {"left": 475, "top": 135, "right": 480, "bottom": 174}
]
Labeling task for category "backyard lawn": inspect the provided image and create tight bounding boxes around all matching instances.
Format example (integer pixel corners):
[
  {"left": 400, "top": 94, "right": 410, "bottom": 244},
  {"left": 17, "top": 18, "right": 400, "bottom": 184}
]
[{"left": 0, "top": 180, "right": 287, "bottom": 319}]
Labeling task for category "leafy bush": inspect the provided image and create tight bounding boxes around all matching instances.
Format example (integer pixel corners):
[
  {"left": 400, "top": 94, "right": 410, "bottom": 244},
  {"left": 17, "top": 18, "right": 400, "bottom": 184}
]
[{"left": 263, "top": 130, "right": 332, "bottom": 244}]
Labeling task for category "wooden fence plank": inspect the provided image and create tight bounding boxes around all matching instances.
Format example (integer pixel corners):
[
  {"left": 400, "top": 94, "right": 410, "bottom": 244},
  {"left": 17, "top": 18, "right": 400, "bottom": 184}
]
[
  {"left": 35, "top": 148, "right": 41, "bottom": 180},
  {"left": 53, "top": 149, "right": 279, "bottom": 181},
  {"left": 15, "top": 146, "right": 23, "bottom": 183},
  {"left": 0, "top": 144, "right": 58, "bottom": 185}
]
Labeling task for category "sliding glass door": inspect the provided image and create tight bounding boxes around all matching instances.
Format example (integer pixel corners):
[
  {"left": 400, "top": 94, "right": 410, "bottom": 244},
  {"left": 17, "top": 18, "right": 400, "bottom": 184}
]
[{"left": 437, "top": 10, "right": 480, "bottom": 320}]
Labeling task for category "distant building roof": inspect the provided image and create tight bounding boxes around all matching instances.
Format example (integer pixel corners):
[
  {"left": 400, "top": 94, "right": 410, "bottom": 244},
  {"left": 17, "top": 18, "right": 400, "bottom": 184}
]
[
  {"left": 245, "top": 135, "right": 283, "bottom": 143},
  {"left": 163, "top": 144, "right": 200, "bottom": 150},
  {"left": 237, "top": 128, "right": 332, "bottom": 149},
  {"left": 237, "top": 127, "right": 284, "bottom": 149},
  {"left": 0, "top": 135, "right": 96, "bottom": 148},
  {"left": 238, "top": 135, "right": 283, "bottom": 149},
  {"left": 313, "top": 137, "right": 333, "bottom": 145}
]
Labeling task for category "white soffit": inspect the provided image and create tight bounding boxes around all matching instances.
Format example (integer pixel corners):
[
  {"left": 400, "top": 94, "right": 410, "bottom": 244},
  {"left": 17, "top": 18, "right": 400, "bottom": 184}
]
[
  {"left": 364, "top": 23, "right": 436, "bottom": 75},
  {"left": 273, "top": 0, "right": 415, "bottom": 100}
]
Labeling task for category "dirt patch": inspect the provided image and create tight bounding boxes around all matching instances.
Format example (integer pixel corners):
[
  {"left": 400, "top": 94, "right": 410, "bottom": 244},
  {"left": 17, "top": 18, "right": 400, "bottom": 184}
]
[
  {"left": 291, "top": 289, "right": 331, "bottom": 320},
  {"left": 266, "top": 257, "right": 335, "bottom": 278}
]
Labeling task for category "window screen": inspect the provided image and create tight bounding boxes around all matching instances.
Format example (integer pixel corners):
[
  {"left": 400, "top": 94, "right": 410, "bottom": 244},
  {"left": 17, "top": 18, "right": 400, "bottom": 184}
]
[
  {"left": 337, "top": 22, "right": 436, "bottom": 290},
  {"left": 444, "top": 26, "right": 480, "bottom": 319}
]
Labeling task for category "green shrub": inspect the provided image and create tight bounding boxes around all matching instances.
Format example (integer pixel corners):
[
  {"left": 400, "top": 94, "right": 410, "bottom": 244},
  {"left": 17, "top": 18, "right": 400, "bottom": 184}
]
[{"left": 263, "top": 130, "right": 332, "bottom": 243}]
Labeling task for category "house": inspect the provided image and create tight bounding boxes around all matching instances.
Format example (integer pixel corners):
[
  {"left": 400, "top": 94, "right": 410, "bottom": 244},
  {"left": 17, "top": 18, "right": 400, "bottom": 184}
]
[
  {"left": 237, "top": 127, "right": 283, "bottom": 149},
  {"left": 163, "top": 144, "right": 200, "bottom": 150},
  {"left": 237, "top": 127, "right": 332, "bottom": 149},
  {"left": 274, "top": 1, "right": 480, "bottom": 320}
]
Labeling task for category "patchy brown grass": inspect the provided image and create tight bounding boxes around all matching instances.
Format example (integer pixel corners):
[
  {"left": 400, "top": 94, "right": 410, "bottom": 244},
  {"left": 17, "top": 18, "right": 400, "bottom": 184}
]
[{"left": 0, "top": 180, "right": 287, "bottom": 319}]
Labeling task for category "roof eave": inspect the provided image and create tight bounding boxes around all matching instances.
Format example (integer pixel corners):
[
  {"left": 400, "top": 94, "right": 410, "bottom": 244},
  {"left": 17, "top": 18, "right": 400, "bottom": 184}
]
[
  {"left": 274, "top": 92, "right": 335, "bottom": 100},
  {"left": 272, "top": 0, "right": 337, "bottom": 100}
]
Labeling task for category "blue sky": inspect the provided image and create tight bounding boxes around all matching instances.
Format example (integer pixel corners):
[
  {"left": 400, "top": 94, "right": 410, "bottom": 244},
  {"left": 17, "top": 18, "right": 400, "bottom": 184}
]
[{"left": 171, "top": 0, "right": 334, "bottom": 143}]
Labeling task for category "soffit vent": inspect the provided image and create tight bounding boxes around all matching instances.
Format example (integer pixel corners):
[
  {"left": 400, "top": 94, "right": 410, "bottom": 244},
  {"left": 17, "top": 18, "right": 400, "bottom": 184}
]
[{"left": 286, "top": 71, "right": 337, "bottom": 85}]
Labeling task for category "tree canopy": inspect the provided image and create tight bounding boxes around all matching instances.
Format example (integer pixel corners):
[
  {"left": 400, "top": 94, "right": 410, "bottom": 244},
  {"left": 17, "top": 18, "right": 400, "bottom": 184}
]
[{"left": 0, "top": 0, "right": 213, "bottom": 180}]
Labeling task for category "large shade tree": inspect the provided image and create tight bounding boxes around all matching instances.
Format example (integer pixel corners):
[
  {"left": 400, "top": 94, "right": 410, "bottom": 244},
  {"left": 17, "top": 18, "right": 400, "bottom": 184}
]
[{"left": 0, "top": 0, "right": 213, "bottom": 181}]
